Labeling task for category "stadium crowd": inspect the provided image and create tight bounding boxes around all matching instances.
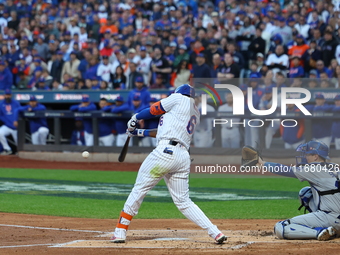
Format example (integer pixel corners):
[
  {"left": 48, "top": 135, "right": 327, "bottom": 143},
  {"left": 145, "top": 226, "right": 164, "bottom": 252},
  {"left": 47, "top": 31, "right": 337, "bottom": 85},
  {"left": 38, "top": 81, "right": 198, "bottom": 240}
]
[
  {"left": 0, "top": 0, "right": 340, "bottom": 90},
  {"left": 1, "top": 0, "right": 340, "bottom": 154}
]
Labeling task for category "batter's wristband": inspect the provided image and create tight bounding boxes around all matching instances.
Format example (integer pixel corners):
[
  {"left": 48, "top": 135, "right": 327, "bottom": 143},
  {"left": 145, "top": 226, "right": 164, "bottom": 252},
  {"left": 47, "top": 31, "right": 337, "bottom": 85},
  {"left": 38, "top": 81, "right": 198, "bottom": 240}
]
[{"left": 137, "top": 129, "right": 146, "bottom": 137}]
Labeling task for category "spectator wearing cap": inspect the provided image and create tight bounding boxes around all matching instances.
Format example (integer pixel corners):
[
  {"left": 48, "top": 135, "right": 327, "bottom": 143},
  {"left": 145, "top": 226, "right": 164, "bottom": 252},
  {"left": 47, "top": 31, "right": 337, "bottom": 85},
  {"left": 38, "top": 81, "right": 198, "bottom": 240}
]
[
  {"left": 27, "top": 66, "right": 43, "bottom": 90},
  {"left": 50, "top": 51, "right": 64, "bottom": 83},
  {"left": 266, "top": 45, "right": 289, "bottom": 77},
  {"left": 272, "top": 16, "right": 292, "bottom": 45},
  {"left": 192, "top": 53, "right": 212, "bottom": 78},
  {"left": 280, "top": 103, "right": 305, "bottom": 149},
  {"left": 206, "top": 39, "right": 223, "bottom": 66},
  {"left": 67, "top": 18, "right": 81, "bottom": 37},
  {"left": 217, "top": 53, "right": 240, "bottom": 81},
  {"left": 226, "top": 42, "right": 245, "bottom": 70},
  {"left": 173, "top": 44, "right": 190, "bottom": 69},
  {"left": 235, "top": 16, "right": 256, "bottom": 67},
  {"left": 36, "top": 77, "right": 50, "bottom": 90},
  {"left": 85, "top": 57, "right": 100, "bottom": 81},
  {"left": 151, "top": 74, "right": 167, "bottom": 89},
  {"left": 99, "top": 19, "right": 118, "bottom": 35},
  {"left": 163, "top": 46, "right": 175, "bottom": 66},
  {"left": 301, "top": 40, "right": 322, "bottom": 73},
  {"left": 15, "top": 95, "right": 49, "bottom": 145},
  {"left": 7, "top": 44, "right": 20, "bottom": 72},
  {"left": 211, "top": 53, "right": 224, "bottom": 78},
  {"left": 77, "top": 50, "right": 91, "bottom": 80},
  {"left": 131, "top": 94, "right": 148, "bottom": 115},
  {"left": 127, "top": 62, "right": 143, "bottom": 89},
  {"left": 305, "top": 94, "right": 333, "bottom": 148},
  {"left": 268, "top": 34, "right": 287, "bottom": 55},
  {"left": 155, "top": 11, "right": 172, "bottom": 30},
  {"left": 332, "top": 95, "right": 340, "bottom": 149},
  {"left": 90, "top": 76, "right": 100, "bottom": 90},
  {"left": 128, "top": 76, "right": 150, "bottom": 106},
  {"left": 111, "top": 66, "right": 127, "bottom": 90},
  {"left": 248, "top": 28, "right": 266, "bottom": 66},
  {"left": 189, "top": 40, "right": 207, "bottom": 66},
  {"left": 61, "top": 51, "right": 80, "bottom": 83},
  {"left": 137, "top": 46, "right": 152, "bottom": 87},
  {"left": 321, "top": 31, "right": 338, "bottom": 67},
  {"left": 33, "top": 36, "right": 49, "bottom": 61},
  {"left": 100, "top": 40, "right": 113, "bottom": 57},
  {"left": 70, "top": 96, "right": 97, "bottom": 146},
  {"left": 259, "top": 87, "right": 280, "bottom": 149},
  {"left": 0, "top": 61, "right": 13, "bottom": 90},
  {"left": 315, "top": 60, "right": 332, "bottom": 78},
  {"left": 287, "top": 34, "right": 309, "bottom": 67},
  {"left": 65, "top": 78, "right": 78, "bottom": 90},
  {"left": 289, "top": 56, "right": 304, "bottom": 78},
  {"left": 150, "top": 47, "right": 172, "bottom": 87},
  {"left": 97, "top": 56, "right": 112, "bottom": 83},
  {"left": 0, "top": 89, "right": 21, "bottom": 155},
  {"left": 127, "top": 48, "right": 141, "bottom": 65},
  {"left": 294, "top": 16, "right": 310, "bottom": 40}
]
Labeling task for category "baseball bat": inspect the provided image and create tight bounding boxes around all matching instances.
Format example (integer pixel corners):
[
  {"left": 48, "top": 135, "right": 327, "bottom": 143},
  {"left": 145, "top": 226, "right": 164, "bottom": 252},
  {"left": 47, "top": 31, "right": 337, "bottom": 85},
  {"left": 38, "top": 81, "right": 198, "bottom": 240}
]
[
  {"left": 118, "top": 121, "right": 136, "bottom": 162},
  {"left": 118, "top": 136, "right": 130, "bottom": 162}
]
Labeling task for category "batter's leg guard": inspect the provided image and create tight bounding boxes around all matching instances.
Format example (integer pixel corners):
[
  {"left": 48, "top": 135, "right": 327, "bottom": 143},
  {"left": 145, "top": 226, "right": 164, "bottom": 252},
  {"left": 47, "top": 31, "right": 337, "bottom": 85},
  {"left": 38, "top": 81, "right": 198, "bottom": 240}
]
[
  {"left": 274, "top": 220, "right": 319, "bottom": 240},
  {"left": 111, "top": 211, "right": 133, "bottom": 243}
]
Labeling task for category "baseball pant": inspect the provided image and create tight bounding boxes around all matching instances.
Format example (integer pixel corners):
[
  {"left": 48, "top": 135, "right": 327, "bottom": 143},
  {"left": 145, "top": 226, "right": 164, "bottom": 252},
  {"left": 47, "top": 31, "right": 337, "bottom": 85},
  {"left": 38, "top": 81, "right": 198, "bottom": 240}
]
[
  {"left": 99, "top": 134, "right": 115, "bottom": 146},
  {"left": 84, "top": 131, "right": 93, "bottom": 146},
  {"left": 116, "top": 133, "right": 132, "bottom": 147},
  {"left": 335, "top": 138, "right": 340, "bottom": 150},
  {"left": 193, "top": 130, "right": 214, "bottom": 147},
  {"left": 221, "top": 127, "right": 240, "bottom": 148},
  {"left": 31, "top": 127, "right": 49, "bottom": 145},
  {"left": 314, "top": 136, "right": 331, "bottom": 148},
  {"left": 140, "top": 137, "right": 157, "bottom": 147},
  {"left": 284, "top": 140, "right": 305, "bottom": 149},
  {"left": 117, "top": 140, "right": 222, "bottom": 239},
  {"left": 0, "top": 125, "right": 17, "bottom": 151}
]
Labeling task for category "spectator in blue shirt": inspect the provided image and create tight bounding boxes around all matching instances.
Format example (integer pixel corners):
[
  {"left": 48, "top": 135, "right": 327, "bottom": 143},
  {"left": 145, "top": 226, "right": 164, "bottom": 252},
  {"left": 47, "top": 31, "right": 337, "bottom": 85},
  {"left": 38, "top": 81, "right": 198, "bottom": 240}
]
[{"left": 0, "top": 61, "right": 13, "bottom": 90}]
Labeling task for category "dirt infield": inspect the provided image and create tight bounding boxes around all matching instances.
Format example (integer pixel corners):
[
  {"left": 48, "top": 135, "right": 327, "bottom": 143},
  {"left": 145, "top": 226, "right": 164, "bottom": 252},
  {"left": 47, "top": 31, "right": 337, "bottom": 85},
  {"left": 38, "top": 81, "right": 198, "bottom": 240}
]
[
  {"left": 1, "top": 155, "right": 339, "bottom": 254},
  {"left": 1, "top": 155, "right": 141, "bottom": 171},
  {"left": 1, "top": 213, "right": 340, "bottom": 255}
]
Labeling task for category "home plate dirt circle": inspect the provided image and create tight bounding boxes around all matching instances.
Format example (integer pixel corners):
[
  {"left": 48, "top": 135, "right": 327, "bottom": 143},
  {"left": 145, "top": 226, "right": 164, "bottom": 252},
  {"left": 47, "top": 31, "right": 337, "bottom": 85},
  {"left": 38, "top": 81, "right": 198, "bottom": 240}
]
[{"left": 52, "top": 229, "right": 312, "bottom": 249}]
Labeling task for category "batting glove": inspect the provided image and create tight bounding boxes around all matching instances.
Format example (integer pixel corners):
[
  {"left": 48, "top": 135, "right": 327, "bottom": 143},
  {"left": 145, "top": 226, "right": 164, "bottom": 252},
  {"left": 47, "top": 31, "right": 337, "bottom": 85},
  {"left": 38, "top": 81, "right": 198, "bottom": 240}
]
[
  {"left": 126, "top": 129, "right": 138, "bottom": 138},
  {"left": 127, "top": 114, "right": 138, "bottom": 131}
]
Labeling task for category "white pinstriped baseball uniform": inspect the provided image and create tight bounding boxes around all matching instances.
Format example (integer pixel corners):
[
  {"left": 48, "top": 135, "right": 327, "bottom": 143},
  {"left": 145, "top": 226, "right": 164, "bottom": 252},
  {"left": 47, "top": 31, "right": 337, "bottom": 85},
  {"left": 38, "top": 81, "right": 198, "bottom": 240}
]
[{"left": 113, "top": 93, "right": 223, "bottom": 240}]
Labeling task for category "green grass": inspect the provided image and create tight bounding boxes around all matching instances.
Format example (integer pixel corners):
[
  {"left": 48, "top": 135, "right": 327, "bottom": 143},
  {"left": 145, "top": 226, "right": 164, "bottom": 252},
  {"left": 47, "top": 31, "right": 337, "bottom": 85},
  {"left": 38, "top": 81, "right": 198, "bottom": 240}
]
[{"left": 0, "top": 168, "right": 306, "bottom": 219}]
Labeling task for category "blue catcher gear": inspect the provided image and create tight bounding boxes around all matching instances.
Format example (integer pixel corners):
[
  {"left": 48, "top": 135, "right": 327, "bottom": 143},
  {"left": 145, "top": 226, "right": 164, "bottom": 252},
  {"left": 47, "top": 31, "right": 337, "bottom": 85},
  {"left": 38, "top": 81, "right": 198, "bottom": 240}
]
[
  {"left": 174, "top": 84, "right": 195, "bottom": 98},
  {"left": 295, "top": 140, "right": 330, "bottom": 165},
  {"left": 298, "top": 186, "right": 317, "bottom": 213}
]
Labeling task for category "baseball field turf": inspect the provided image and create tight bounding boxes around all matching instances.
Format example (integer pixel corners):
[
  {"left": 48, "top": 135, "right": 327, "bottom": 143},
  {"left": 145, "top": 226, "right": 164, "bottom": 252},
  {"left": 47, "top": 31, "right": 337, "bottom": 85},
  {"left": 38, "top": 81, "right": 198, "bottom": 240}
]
[{"left": 0, "top": 168, "right": 306, "bottom": 220}]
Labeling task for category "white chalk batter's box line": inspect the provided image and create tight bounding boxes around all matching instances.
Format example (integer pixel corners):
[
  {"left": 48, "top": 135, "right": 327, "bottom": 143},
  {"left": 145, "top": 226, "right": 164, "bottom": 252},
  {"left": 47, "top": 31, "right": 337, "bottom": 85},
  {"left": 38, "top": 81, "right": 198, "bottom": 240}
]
[{"left": 49, "top": 240, "right": 255, "bottom": 250}]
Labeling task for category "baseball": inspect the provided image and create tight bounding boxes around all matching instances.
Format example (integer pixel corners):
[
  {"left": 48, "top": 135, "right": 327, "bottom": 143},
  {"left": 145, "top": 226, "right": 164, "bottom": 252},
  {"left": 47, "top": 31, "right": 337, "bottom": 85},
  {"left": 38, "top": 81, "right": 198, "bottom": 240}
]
[{"left": 82, "top": 151, "right": 90, "bottom": 159}]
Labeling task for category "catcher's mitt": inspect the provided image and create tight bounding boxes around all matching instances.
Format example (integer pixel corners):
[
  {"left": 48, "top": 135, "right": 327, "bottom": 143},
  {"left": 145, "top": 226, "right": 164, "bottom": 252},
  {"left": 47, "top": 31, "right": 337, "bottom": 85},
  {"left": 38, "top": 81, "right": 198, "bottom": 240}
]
[{"left": 241, "top": 146, "right": 262, "bottom": 167}]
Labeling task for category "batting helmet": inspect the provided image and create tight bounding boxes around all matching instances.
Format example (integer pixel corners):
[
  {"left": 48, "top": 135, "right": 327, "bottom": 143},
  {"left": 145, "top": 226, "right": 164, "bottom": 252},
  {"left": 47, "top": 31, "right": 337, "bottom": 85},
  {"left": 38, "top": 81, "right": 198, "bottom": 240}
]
[
  {"left": 174, "top": 84, "right": 195, "bottom": 98},
  {"left": 296, "top": 140, "right": 330, "bottom": 165}
]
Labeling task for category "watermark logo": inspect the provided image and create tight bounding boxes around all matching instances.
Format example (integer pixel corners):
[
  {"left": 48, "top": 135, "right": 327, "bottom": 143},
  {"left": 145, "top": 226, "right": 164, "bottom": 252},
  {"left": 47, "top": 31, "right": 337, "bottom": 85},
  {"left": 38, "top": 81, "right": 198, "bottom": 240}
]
[{"left": 201, "top": 84, "right": 311, "bottom": 116}]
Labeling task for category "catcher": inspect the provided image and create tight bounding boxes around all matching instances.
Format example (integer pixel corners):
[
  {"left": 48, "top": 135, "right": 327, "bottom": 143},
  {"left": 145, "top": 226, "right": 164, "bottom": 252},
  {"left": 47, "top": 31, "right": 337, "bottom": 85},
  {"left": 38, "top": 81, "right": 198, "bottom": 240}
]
[{"left": 241, "top": 141, "right": 340, "bottom": 241}]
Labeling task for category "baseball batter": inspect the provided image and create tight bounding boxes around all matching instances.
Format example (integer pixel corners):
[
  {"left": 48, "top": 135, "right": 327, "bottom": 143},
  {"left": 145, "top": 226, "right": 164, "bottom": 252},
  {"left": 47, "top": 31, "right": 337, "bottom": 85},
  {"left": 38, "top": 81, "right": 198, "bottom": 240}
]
[
  {"left": 257, "top": 140, "right": 340, "bottom": 241},
  {"left": 110, "top": 84, "right": 226, "bottom": 244}
]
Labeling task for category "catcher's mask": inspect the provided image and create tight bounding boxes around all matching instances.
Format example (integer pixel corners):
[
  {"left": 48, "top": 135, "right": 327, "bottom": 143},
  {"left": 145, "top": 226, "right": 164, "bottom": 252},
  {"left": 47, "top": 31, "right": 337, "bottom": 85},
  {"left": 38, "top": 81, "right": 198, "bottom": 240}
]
[{"left": 295, "top": 140, "right": 330, "bottom": 165}]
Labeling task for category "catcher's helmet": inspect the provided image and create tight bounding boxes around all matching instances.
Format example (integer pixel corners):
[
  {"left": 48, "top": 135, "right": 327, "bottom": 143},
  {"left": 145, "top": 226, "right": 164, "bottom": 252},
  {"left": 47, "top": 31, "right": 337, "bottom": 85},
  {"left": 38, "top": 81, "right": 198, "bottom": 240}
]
[
  {"left": 175, "top": 84, "right": 195, "bottom": 98},
  {"left": 296, "top": 140, "right": 330, "bottom": 165}
]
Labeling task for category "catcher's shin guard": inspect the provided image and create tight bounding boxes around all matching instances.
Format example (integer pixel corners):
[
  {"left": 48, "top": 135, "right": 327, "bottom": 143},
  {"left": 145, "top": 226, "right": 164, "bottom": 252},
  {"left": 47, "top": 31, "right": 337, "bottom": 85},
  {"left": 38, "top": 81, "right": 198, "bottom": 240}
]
[{"left": 274, "top": 220, "right": 320, "bottom": 240}]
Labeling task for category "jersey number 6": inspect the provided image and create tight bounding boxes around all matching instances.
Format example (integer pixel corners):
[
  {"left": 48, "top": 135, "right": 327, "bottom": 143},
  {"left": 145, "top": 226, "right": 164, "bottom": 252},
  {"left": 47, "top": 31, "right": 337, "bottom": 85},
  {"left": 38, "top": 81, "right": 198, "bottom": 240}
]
[{"left": 186, "top": 115, "right": 197, "bottom": 134}]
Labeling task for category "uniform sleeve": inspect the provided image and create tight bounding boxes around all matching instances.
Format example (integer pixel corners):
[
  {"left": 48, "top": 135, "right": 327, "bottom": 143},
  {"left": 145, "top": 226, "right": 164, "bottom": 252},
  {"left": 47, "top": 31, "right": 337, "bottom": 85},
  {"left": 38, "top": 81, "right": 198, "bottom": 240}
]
[
  {"left": 32, "top": 104, "right": 46, "bottom": 111},
  {"left": 160, "top": 94, "right": 180, "bottom": 112},
  {"left": 78, "top": 103, "right": 97, "bottom": 112},
  {"left": 70, "top": 105, "right": 80, "bottom": 111}
]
